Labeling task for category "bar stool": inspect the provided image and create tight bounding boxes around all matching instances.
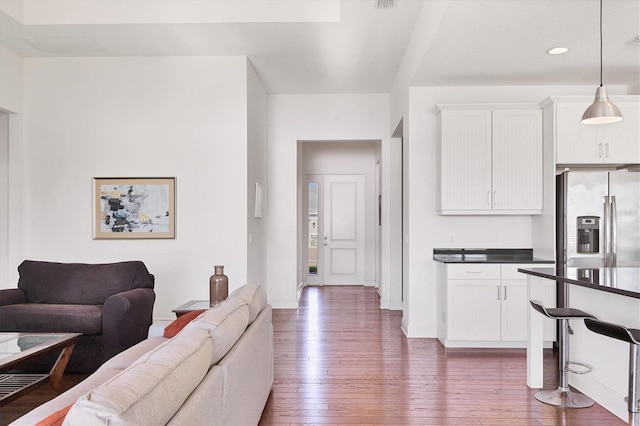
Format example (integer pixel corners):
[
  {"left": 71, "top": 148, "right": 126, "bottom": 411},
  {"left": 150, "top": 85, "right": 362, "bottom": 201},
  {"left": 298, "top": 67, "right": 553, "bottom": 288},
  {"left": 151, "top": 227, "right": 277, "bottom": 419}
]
[
  {"left": 584, "top": 318, "right": 640, "bottom": 426},
  {"left": 530, "top": 300, "right": 595, "bottom": 408}
]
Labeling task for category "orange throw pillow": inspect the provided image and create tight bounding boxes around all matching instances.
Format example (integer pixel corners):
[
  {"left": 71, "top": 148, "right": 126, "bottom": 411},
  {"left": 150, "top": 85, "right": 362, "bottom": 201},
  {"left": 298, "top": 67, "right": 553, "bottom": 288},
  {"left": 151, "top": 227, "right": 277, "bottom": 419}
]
[
  {"left": 35, "top": 403, "right": 73, "bottom": 426},
  {"left": 163, "top": 309, "right": 207, "bottom": 338}
]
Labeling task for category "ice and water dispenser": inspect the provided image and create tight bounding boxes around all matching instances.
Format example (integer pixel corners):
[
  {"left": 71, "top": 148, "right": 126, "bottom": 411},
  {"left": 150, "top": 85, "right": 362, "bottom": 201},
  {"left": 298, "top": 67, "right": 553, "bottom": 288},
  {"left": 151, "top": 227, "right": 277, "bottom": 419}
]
[{"left": 577, "top": 216, "right": 599, "bottom": 254}]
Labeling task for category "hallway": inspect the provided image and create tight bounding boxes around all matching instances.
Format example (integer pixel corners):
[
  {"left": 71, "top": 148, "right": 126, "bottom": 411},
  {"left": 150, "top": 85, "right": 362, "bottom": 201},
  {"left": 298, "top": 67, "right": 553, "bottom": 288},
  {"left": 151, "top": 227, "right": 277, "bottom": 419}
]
[{"left": 259, "top": 285, "right": 623, "bottom": 425}]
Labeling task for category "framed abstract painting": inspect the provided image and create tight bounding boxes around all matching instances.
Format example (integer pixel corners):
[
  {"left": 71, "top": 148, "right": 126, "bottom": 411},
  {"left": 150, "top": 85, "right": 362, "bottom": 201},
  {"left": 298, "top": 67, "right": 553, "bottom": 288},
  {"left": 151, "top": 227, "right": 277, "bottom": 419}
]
[{"left": 93, "top": 177, "right": 176, "bottom": 239}]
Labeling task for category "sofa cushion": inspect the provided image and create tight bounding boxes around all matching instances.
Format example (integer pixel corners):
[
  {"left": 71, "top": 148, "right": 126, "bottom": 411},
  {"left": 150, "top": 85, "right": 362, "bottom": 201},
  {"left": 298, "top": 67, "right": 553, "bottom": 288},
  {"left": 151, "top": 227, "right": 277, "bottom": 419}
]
[
  {"left": 98, "top": 336, "right": 166, "bottom": 371},
  {"left": 63, "top": 328, "right": 212, "bottom": 425},
  {"left": 10, "top": 367, "right": 125, "bottom": 425},
  {"left": 186, "top": 298, "right": 249, "bottom": 365},
  {"left": 229, "top": 284, "right": 267, "bottom": 324},
  {"left": 17, "top": 260, "right": 154, "bottom": 304},
  {"left": 0, "top": 304, "right": 103, "bottom": 335}
]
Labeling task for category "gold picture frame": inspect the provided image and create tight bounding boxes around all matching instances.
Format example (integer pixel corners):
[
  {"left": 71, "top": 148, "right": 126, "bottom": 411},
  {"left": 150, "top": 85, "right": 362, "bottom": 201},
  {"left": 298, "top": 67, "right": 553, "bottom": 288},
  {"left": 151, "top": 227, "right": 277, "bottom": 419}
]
[{"left": 93, "top": 177, "right": 176, "bottom": 239}]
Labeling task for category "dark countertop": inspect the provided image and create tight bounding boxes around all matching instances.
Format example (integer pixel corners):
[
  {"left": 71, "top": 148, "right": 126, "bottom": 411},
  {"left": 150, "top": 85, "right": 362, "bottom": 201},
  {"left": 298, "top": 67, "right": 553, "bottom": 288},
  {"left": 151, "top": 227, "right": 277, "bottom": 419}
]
[
  {"left": 433, "top": 248, "right": 554, "bottom": 264},
  {"left": 517, "top": 267, "right": 640, "bottom": 299}
]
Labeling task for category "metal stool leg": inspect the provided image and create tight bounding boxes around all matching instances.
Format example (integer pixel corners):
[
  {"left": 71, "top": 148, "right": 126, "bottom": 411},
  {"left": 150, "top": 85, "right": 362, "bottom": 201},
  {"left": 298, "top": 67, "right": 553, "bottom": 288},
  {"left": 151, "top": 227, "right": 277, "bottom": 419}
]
[
  {"left": 630, "top": 343, "right": 640, "bottom": 413},
  {"left": 630, "top": 345, "right": 640, "bottom": 426},
  {"left": 535, "top": 318, "right": 594, "bottom": 408}
]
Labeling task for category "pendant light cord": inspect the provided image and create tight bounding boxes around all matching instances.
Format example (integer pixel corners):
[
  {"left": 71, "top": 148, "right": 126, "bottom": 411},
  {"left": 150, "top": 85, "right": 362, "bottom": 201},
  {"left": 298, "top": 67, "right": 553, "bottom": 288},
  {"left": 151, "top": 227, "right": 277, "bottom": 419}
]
[{"left": 599, "top": 0, "right": 603, "bottom": 87}]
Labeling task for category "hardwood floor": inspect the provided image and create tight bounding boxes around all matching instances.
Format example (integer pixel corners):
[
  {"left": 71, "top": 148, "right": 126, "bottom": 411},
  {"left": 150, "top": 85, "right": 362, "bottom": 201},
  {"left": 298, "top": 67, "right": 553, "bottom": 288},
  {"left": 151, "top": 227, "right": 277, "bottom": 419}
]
[{"left": 259, "top": 285, "right": 624, "bottom": 425}]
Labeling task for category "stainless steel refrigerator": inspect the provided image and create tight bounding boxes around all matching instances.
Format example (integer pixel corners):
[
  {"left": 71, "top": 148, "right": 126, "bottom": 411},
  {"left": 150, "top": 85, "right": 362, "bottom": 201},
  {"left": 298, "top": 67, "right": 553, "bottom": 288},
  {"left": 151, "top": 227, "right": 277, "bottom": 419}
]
[{"left": 556, "top": 170, "right": 640, "bottom": 287}]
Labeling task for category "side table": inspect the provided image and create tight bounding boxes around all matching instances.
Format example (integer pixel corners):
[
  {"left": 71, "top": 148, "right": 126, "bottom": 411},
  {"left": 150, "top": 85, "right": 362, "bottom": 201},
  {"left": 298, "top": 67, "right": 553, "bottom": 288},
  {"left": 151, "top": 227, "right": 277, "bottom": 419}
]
[{"left": 172, "top": 300, "right": 210, "bottom": 318}]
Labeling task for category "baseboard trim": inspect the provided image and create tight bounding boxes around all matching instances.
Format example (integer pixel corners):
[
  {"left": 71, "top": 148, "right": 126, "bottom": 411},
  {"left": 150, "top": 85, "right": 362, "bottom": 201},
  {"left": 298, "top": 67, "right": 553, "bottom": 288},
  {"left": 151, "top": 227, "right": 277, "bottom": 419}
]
[
  {"left": 269, "top": 299, "right": 299, "bottom": 309},
  {"left": 570, "top": 373, "right": 628, "bottom": 422},
  {"left": 297, "top": 281, "right": 305, "bottom": 300},
  {"left": 388, "top": 300, "right": 403, "bottom": 311}
]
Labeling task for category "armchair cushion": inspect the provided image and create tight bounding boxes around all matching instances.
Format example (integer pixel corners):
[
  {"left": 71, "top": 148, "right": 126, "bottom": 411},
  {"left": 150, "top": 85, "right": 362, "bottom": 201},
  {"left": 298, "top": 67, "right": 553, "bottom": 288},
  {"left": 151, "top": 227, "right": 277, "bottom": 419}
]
[{"left": 0, "top": 304, "right": 103, "bottom": 335}]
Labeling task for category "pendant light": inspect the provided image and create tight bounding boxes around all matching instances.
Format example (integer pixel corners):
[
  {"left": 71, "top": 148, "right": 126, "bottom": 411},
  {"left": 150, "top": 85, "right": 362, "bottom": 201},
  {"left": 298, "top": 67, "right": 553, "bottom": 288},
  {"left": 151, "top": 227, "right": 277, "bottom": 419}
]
[{"left": 581, "top": 0, "right": 623, "bottom": 124}]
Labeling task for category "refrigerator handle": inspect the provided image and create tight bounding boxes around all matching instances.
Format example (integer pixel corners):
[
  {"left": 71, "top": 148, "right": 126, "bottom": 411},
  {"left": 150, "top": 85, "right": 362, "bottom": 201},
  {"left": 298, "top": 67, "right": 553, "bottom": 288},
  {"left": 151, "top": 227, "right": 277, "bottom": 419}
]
[
  {"left": 604, "top": 196, "right": 611, "bottom": 267},
  {"left": 611, "top": 196, "right": 617, "bottom": 267}
]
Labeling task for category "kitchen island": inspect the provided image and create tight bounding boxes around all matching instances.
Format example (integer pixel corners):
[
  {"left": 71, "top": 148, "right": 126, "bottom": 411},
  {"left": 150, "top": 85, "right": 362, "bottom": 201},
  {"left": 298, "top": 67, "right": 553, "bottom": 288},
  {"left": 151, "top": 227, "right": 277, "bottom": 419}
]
[{"left": 519, "top": 266, "right": 640, "bottom": 422}]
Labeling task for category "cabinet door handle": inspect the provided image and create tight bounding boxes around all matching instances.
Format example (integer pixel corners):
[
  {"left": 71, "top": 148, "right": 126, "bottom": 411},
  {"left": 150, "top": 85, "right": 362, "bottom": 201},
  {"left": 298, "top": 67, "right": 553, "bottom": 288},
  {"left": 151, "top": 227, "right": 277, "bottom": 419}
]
[
  {"left": 503, "top": 286, "right": 507, "bottom": 300},
  {"left": 599, "top": 143, "right": 603, "bottom": 158},
  {"left": 493, "top": 191, "right": 497, "bottom": 205},
  {"left": 497, "top": 285, "right": 500, "bottom": 300},
  {"left": 605, "top": 143, "right": 609, "bottom": 158},
  {"left": 487, "top": 191, "right": 491, "bottom": 205},
  {"left": 466, "top": 270, "right": 483, "bottom": 274}
]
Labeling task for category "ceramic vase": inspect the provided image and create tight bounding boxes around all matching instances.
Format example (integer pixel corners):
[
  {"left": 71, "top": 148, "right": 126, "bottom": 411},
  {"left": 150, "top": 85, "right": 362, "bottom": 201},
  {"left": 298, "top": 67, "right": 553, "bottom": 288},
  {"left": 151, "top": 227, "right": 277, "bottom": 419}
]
[{"left": 209, "top": 265, "right": 228, "bottom": 307}]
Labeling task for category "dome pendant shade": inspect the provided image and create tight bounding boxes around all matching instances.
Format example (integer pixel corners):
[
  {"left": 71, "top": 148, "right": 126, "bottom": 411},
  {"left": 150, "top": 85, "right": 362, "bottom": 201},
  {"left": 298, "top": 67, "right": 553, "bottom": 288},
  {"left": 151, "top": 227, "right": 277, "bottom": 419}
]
[
  {"left": 582, "top": 0, "right": 623, "bottom": 125},
  {"left": 581, "top": 85, "right": 623, "bottom": 124}
]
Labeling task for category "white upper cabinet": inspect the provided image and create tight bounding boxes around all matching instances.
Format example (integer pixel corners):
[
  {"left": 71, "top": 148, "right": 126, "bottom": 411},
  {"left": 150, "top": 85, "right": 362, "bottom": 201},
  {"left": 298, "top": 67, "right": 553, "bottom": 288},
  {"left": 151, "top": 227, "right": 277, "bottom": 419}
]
[
  {"left": 552, "top": 99, "right": 640, "bottom": 165},
  {"left": 492, "top": 110, "right": 543, "bottom": 211},
  {"left": 436, "top": 105, "right": 542, "bottom": 215},
  {"left": 438, "top": 110, "right": 493, "bottom": 212}
]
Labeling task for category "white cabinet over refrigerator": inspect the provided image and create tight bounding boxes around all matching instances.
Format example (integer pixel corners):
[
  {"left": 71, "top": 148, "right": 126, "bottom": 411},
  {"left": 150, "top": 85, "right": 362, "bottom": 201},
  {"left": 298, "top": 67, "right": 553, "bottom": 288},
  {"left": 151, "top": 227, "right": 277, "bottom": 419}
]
[{"left": 540, "top": 96, "right": 640, "bottom": 166}]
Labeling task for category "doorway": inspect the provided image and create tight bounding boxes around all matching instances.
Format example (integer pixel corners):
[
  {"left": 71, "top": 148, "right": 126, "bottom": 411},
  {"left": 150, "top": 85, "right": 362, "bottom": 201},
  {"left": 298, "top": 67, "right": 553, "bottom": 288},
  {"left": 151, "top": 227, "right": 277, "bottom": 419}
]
[{"left": 301, "top": 141, "right": 377, "bottom": 289}]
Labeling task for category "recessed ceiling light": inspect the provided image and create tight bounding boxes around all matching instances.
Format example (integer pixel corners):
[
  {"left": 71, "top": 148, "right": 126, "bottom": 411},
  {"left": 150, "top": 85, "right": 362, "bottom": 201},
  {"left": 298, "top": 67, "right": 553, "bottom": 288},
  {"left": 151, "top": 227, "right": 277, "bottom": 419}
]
[{"left": 547, "top": 47, "right": 569, "bottom": 55}]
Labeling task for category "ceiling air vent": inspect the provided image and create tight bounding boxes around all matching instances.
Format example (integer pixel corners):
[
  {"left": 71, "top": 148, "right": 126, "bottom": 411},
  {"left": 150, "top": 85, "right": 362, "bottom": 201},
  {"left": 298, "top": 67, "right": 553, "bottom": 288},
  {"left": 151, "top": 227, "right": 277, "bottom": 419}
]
[{"left": 377, "top": 0, "right": 397, "bottom": 9}]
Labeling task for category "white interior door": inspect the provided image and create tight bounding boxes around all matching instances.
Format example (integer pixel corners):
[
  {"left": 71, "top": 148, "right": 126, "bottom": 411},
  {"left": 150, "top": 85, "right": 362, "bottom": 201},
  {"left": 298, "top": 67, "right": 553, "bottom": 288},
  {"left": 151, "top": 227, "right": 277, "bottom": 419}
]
[{"left": 322, "top": 175, "right": 365, "bottom": 285}]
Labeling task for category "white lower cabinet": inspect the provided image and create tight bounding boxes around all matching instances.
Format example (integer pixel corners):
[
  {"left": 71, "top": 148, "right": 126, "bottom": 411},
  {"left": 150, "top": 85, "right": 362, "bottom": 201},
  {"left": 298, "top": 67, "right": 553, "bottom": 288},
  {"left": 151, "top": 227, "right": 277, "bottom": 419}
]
[
  {"left": 500, "top": 278, "right": 528, "bottom": 342},
  {"left": 438, "top": 263, "right": 555, "bottom": 348}
]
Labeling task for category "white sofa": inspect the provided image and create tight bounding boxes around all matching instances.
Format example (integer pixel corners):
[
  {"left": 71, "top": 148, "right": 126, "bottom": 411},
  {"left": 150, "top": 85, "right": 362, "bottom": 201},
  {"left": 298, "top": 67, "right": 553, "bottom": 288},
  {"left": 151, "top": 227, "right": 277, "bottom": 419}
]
[{"left": 11, "top": 284, "right": 274, "bottom": 425}]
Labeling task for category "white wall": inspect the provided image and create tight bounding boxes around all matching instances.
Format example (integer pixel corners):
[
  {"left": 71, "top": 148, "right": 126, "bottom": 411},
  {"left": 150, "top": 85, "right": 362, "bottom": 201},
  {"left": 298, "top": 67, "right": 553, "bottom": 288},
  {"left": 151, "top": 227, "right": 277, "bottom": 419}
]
[
  {"left": 302, "top": 141, "right": 379, "bottom": 286},
  {"left": 0, "top": 45, "right": 24, "bottom": 289},
  {"left": 0, "top": 112, "right": 9, "bottom": 287},
  {"left": 22, "top": 56, "right": 250, "bottom": 319},
  {"left": 267, "top": 94, "right": 390, "bottom": 308},
  {"left": 0, "top": 45, "right": 23, "bottom": 114},
  {"left": 401, "top": 84, "right": 632, "bottom": 338},
  {"left": 246, "top": 60, "right": 268, "bottom": 288}
]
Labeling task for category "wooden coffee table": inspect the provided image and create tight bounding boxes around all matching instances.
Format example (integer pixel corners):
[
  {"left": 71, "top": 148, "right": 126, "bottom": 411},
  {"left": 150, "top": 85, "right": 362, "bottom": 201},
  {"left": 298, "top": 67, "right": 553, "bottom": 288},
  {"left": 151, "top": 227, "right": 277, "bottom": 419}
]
[{"left": 0, "top": 332, "right": 81, "bottom": 406}]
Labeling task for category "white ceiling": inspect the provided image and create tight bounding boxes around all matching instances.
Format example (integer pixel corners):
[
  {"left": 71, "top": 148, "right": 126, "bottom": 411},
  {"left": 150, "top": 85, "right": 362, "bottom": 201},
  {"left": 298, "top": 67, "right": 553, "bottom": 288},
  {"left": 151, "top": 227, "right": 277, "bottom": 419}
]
[{"left": 1, "top": 0, "right": 638, "bottom": 94}]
